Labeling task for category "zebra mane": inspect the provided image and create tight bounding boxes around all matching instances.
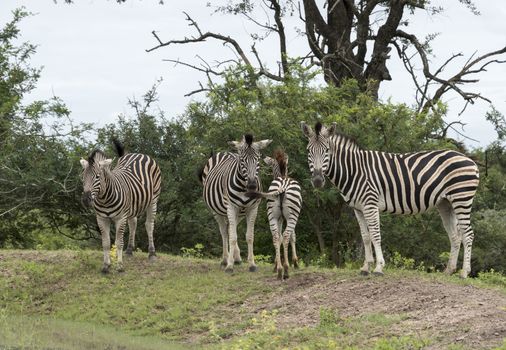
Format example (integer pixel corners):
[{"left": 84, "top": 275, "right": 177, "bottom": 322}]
[
  {"left": 112, "top": 139, "right": 125, "bottom": 157},
  {"left": 315, "top": 122, "right": 323, "bottom": 136},
  {"left": 334, "top": 132, "right": 360, "bottom": 149},
  {"left": 273, "top": 149, "right": 287, "bottom": 177},
  {"left": 88, "top": 149, "right": 106, "bottom": 166},
  {"left": 244, "top": 134, "right": 254, "bottom": 146}
]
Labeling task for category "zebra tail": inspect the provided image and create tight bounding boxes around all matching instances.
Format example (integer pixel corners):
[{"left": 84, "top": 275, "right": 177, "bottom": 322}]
[
  {"left": 245, "top": 189, "right": 286, "bottom": 200},
  {"left": 112, "top": 139, "right": 125, "bottom": 157}
]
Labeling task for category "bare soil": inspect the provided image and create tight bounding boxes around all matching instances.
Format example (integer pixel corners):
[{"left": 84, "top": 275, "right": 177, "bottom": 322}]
[{"left": 243, "top": 271, "right": 506, "bottom": 349}]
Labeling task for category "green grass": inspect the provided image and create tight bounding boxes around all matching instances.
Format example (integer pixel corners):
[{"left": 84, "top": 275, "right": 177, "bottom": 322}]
[{"left": 0, "top": 249, "right": 505, "bottom": 349}]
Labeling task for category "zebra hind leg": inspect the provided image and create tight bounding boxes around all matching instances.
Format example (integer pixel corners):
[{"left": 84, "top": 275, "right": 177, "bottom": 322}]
[
  {"left": 146, "top": 203, "right": 157, "bottom": 262},
  {"left": 455, "top": 208, "right": 475, "bottom": 279},
  {"left": 215, "top": 215, "right": 229, "bottom": 268},
  {"left": 282, "top": 230, "right": 291, "bottom": 279},
  {"left": 126, "top": 217, "right": 138, "bottom": 256},
  {"left": 354, "top": 210, "right": 374, "bottom": 275},
  {"left": 437, "top": 199, "right": 461, "bottom": 275},
  {"left": 290, "top": 232, "right": 299, "bottom": 269}
]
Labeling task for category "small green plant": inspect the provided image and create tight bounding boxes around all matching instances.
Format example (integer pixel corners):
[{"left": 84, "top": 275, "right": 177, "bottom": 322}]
[
  {"left": 318, "top": 307, "right": 341, "bottom": 329},
  {"left": 390, "top": 251, "right": 415, "bottom": 270},
  {"left": 251, "top": 309, "right": 278, "bottom": 333},
  {"left": 310, "top": 253, "right": 334, "bottom": 268},
  {"left": 254, "top": 254, "right": 272, "bottom": 265},
  {"left": 180, "top": 243, "right": 204, "bottom": 259}
]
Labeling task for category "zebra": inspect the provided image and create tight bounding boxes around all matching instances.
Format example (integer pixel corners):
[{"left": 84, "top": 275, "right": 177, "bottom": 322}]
[
  {"left": 199, "top": 134, "right": 271, "bottom": 273},
  {"left": 301, "top": 121, "right": 479, "bottom": 278},
  {"left": 247, "top": 150, "right": 302, "bottom": 280},
  {"left": 80, "top": 140, "right": 162, "bottom": 273}
]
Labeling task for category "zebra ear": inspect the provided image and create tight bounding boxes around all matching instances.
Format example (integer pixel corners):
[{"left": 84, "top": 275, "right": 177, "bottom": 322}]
[
  {"left": 254, "top": 139, "right": 272, "bottom": 150},
  {"left": 98, "top": 159, "right": 113, "bottom": 169},
  {"left": 80, "top": 158, "right": 89, "bottom": 169},
  {"left": 228, "top": 141, "right": 241, "bottom": 150},
  {"left": 301, "top": 121, "right": 314, "bottom": 138},
  {"left": 263, "top": 156, "right": 273, "bottom": 165},
  {"left": 326, "top": 122, "right": 337, "bottom": 136}
]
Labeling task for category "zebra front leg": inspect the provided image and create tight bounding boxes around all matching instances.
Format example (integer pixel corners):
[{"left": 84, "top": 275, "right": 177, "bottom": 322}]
[
  {"left": 146, "top": 202, "right": 157, "bottom": 261},
  {"left": 354, "top": 209, "right": 374, "bottom": 275},
  {"left": 245, "top": 205, "right": 259, "bottom": 272},
  {"left": 225, "top": 206, "right": 239, "bottom": 273},
  {"left": 114, "top": 217, "right": 127, "bottom": 272},
  {"left": 215, "top": 215, "right": 229, "bottom": 267},
  {"left": 363, "top": 207, "right": 385, "bottom": 276},
  {"left": 97, "top": 216, "right": 112, "bottom": 274},
  {"left": 126, "top": 217, "right": 138, "bottom": 256}
]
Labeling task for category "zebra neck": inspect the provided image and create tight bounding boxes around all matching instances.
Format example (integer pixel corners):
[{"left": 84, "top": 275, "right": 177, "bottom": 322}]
[{"left": 328, "top": 143, "right": 364, "bottom": 195}]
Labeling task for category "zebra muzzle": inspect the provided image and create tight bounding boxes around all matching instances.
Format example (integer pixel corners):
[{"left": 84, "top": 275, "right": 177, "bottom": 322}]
[
  {"left": 81, "top": 191, "right": 93, "bottom": 208},
  {"left": 246, "top": 180, "right": 257, "bottom": 191},
  {"left": 311, "top": 172, "right": 325, "bottom": 188}
]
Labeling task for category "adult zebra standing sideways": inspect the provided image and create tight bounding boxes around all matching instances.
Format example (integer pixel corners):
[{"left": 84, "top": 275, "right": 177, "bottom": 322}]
[
  {"left": 246, "top": 150, "right": 302, "bottom": 280},
  {"left": 80, "top": 140, "right": 161, "bottom": 273},
  {"left": 301, "top": 121, "right": 479, "bottom": 278},
  {"left": 199, "top": 134, "right": 271, "bottom": 273}
]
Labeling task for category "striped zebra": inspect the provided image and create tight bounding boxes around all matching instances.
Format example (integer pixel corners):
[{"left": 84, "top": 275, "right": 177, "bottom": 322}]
[
  {"left": 301, "top": 121, "right": 479, "bottom": 278},
  {"left": 199, "top": 134, "right": 271, "bottom": 273},
  {"left": 80, "top": 140, "right": 162, "bottom": 273},
  {"left": 247, "top": 150, "right": 302, "bottom": 280}
]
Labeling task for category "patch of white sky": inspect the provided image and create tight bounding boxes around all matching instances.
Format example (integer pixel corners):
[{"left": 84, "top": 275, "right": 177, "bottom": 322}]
[{"left": 1, "top": 0, "right": 505, "bottom": 148}]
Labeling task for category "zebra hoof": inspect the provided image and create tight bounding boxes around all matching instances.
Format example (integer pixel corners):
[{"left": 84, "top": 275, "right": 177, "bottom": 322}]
[
  {"left": 459, "top": 271, "right": 469, "bottom": 279},
  {"left": 372, "top": 271, "right": 384, "bottom": 277},
  {"left": 224, "top": 266, "right": 234, "bottom": 274},
  {"left": 117, "top": 266, "right": 125, "bottom": 273},
  {"left": 220, "top": 260, "right": 227, "bottom": 268},
  {"left": 249, "top": 265, "right": 258, "bottom": 272},
  {"left": 148, "top": 254, "right": 157, "bottom": 262},
  {"left": 101, "top": 265, "right": 110, "bottom": 274},
  {"left": 359, "top": 270, "right": 370, "bottom": 276},
  {"left": 444, "top": 268, "right": 456, "bottom": 275},
  {"left": 234, "top": 260, "right": 242, "bottom": 265},
  {"left": 283, "top": 273, "right": 289, "bottom": 280},
  {"left": 277, "top": 270, "right": 283, "bottom": 280},
  {"left": 293, "top": 260, "right": 299, "bottom": 269}
]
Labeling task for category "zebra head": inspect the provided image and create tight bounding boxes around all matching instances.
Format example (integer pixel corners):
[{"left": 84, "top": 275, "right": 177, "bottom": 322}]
[
  {"left": 229, "top": 134, "right": 272, "bottom": 191},
  {"left": 80, "top": 149, "right": 110, "bottom": 208},
  {"left": 301, "top": 121, "right": 337, "bottom": 188}
]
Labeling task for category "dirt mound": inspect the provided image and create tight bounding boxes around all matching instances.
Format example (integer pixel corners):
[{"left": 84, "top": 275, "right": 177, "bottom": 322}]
[{"left": 244, "top": 272, "right": 506, "bottom": 349}]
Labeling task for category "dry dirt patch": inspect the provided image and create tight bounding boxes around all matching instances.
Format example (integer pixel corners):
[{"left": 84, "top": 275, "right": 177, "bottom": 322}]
[{"left": 243, "top": 272, "right": 506, "bottom": 349}]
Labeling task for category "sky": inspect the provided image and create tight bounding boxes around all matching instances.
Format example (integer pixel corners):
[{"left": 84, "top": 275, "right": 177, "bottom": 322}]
[{"left": 1, "top": 0, "right": 505, "bottom": 148}]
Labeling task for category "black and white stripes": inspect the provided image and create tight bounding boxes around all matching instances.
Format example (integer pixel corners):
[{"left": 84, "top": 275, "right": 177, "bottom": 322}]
[
  {"left": 199, "top": 134, "right": 272, "bottom": 273},
  {"left": 302, "top": 121, "right": 479, "bottom": 278},
  {"left": 80, "top": 140, "right": 161, "bottom": 273}
]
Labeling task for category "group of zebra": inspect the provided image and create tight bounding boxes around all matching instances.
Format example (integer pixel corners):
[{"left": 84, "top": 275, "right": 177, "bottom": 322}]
[{"left": 80, "top": 121, "right": 479, "bottom": 279}]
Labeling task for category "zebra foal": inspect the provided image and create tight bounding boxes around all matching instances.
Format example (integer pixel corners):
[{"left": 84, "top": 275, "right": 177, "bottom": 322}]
[
  {"left": 247, "top": 150, "right": 302, "bottom": 279},
  {"left": 199, "top": 134, "right": 271, "bottom": 273},
  {"left": 80, "top": 140, "right": 162, "bottom": 273},
  {"left": 301, "top": 121, "right": 479, "bottom": 278}
]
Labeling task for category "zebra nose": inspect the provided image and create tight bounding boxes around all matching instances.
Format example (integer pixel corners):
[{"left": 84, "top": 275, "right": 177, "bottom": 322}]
[
  {"left": 81, "top": 191, "right": 93, "bottom": 208},
  {"left": 246, "top": 180, "right": 257, "bottom": 191},
  {"left": 311, "top": 171, "right": 324, "bottom": 188}
]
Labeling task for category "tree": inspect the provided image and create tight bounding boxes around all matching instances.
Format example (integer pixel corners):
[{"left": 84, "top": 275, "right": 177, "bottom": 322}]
[
  {"left": 0, "top": 9, "right": 92, "bottom": 247},
  {"left": 146, "top": 0, "right": 506, "bottom": 113}
]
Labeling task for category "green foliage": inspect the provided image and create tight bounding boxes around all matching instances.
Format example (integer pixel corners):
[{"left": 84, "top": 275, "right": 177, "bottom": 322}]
[
  {"left": 477, "top": 269, "right": 506, "bottom": 288},
  {"left": 180, "top": 243, "right": 205, "bottom": 259}
]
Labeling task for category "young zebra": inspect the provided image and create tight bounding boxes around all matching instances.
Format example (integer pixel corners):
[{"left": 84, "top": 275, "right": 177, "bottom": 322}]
[
  {"left": 247, "top": 150, "right": 302, "bottom": 280},
  {"left": 199, "top": 134, "right": 271, "bottom": 273},
  {"left": 301, "top": 121, "right": 479, "bottom": 278},
  {"left": 80, "top": 140, "right": 162, "bottom": 273}
]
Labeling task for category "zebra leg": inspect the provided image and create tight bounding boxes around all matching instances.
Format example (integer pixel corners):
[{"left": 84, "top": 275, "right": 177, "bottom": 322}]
[
  {"left": 455, "top": 211, "right": 475, "bottom": 279},
  {"left": 126, "top": 217, "right": 138, "bottom": 256},
  {"left": 437, "top": 200, "right": 461, "bottom": 275},
  {"left": 214, "top": 215, "right": 229, "bottom": 267},
  {"left": 225, "top": 206, "right": 239, "bottom": 273},
  {"left": 290, "top": 232, "right": 299, "bottom": 269},
  {"left": 97, "top": 216, "right": 112, "bottom": 274},
  {"left": 282, "top": 230, "right": 291, "bottom": 279},
  {"left": 245, "top": 205, "right": 259, "bottom": 272},
  {"left": 233, "top": 216, "right": 243, "bottom": 265},
  {"left": 363, "top": 207, "right": 385, "bottom": 276},
  {"left": 354, "top": 209, "right": 374, "bottom": 275},
  {"left": 272, "top": 230, "right": 283, "bottom": 280},
  {"left": 114, "top": 217, "right": 127, "bottom": 272},
  {"left": 146, "top": 202, "right": 157, "bottom": 261}
]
